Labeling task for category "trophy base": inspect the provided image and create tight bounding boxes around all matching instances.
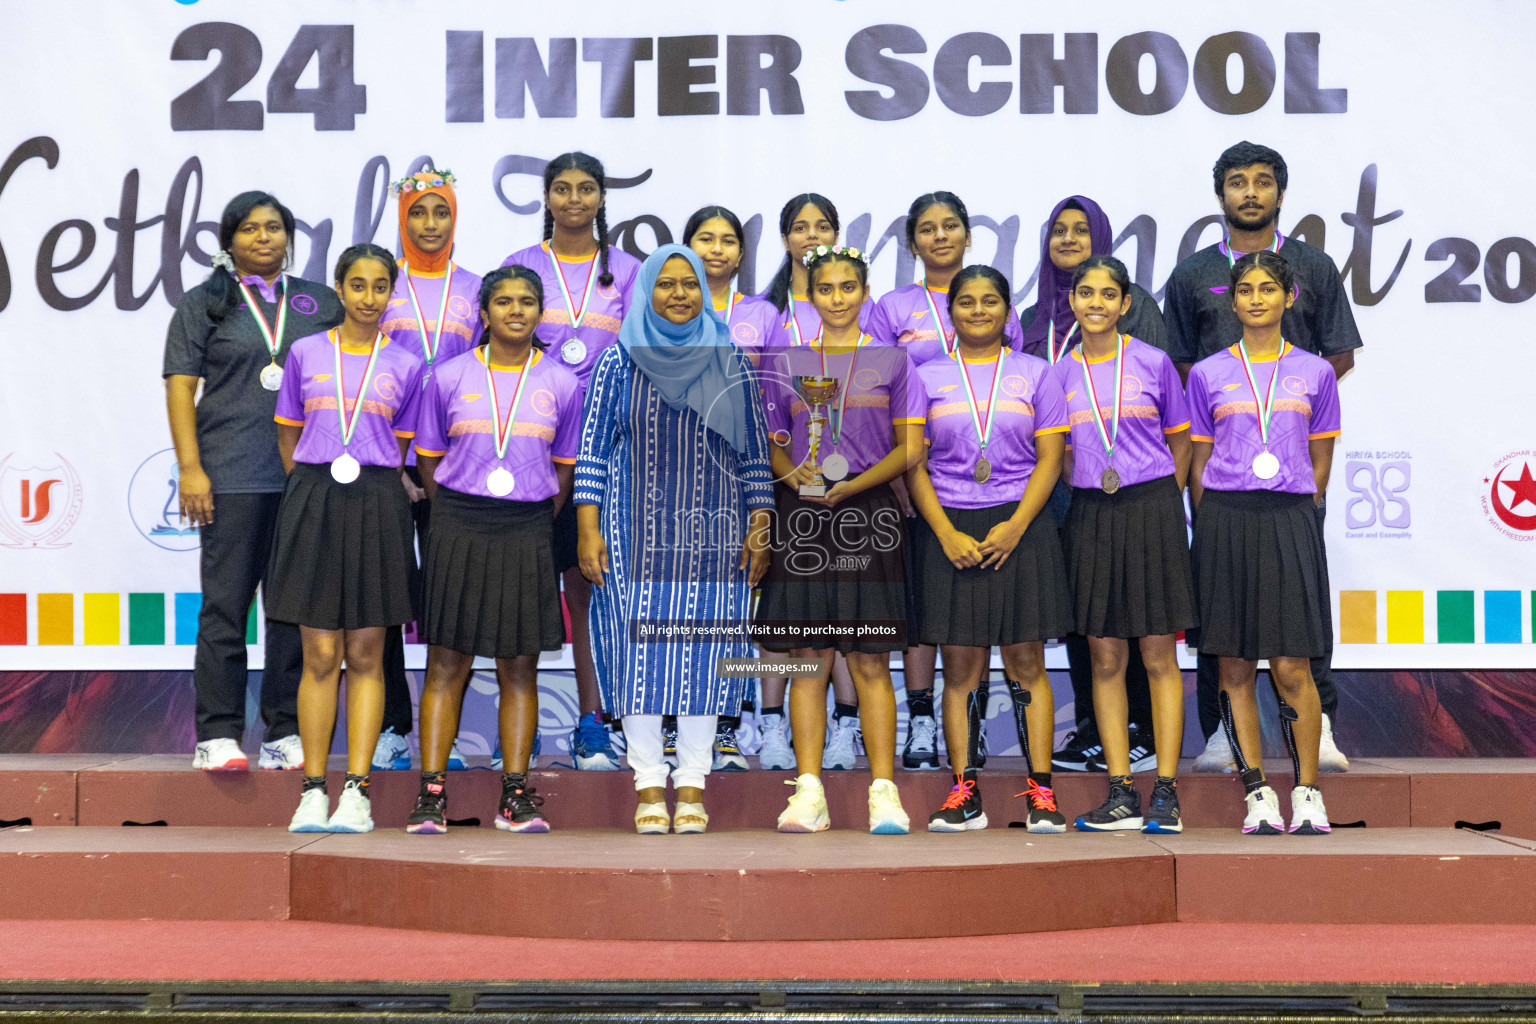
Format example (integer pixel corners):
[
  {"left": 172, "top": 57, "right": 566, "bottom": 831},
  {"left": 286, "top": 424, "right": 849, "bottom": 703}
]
[{"left": 798, "top": 483, "right": 827, "bottom": 498}]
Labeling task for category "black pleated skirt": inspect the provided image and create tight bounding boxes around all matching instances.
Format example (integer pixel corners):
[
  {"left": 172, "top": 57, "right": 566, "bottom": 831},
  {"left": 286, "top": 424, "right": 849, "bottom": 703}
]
[
  {"left": 551, "top": 499, "right": 579, "bottom": 574},
  {"left": 1191, "top": 489, "right": 1332, "bottom": 661},
  {"left": 911, "top": 503, "right": 1072, "bottom": 647},
  {"left": 756, "top": 483, "right": 908, "bottom": 653},
  {"left": 421, "top": 488, "right": 564, "bottom": 659},
  {"left": 1064, "top": 475, "right": 1196, "bottom": 639},
  {"left": 266, "top": 462, "right": 418, "bottom": 631}
]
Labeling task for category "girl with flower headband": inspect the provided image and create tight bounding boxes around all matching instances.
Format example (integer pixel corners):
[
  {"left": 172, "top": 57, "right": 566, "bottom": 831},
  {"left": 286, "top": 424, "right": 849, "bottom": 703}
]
[
  {"left": 501, "top": 151, "right": 642, "bottom": 773},
  {"left": 371, "top": 167, "right": 486, "bottom": 774},
  {"left": 162, "top": 191, "right": 344, "bottom": 773},
  {"left": 758, "top": 246, "right": 923, "bottom": 835}
]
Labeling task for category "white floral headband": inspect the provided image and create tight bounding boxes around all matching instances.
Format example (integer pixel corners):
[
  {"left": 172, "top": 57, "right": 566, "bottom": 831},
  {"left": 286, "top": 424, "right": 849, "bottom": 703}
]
[{"left": 801, "top": 244, "right": 871, "bottom": 268}]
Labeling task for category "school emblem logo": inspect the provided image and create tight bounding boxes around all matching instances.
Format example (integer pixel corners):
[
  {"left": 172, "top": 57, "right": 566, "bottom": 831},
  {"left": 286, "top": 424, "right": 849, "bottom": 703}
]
[
  {"left": 853, "top": 368, "right": 882, "bottom": 390},
  {"left": 0, "top": 452, "right": 84, "bottom": 549},
  {"left": 1119, "top": 375, "right": 1143, "bottom": 401},
  {"left": 1484, "top": 451, "right": 1536, "bottom": 537},
  {"left": 732, "top": 322, "right": 759, "bottom": 346},
  {"left": 290, "top": 293, "right": 319, "bottom": 316},
  {"left": 448, "top": 295, "right": 474, "bottom": 320},
  {"left": 127, "top": 449, "right": 200, "bottom": 551},
  {"left": 1283, "top": 375, "right": 1308, "bottom": 396},
  {"left": 1001, "top": 375, "right": 1029, "bottom": 398},
  {"left": 374, "top": 373, "right": 401, "bottom": 401},
  {"left": 532, "top": 390, "right": 557, "bottom": 417}
]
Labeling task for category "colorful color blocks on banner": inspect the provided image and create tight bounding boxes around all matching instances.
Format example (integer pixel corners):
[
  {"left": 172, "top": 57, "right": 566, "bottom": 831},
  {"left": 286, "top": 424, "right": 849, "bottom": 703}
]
[
  {"left": 1338, "top": 590, "right": 1531, "bottom": 643},
  {"left": 0, "top": 594, "right": 24, "bottom": 645},
  {"left": 36, "top": 594, "right": 73, "bottom": 645},
  {"left": 83, "top": 593, "right": 119, "bottom": 645},
  {"left": 128, "top": 593, "right": 164, "bottom": 646},
  {"left": 1486, "top": 591, "right": 1522, "bottom": 644},
  {"left": 174, "top": 593, "right": 200, "bottom": 646}
]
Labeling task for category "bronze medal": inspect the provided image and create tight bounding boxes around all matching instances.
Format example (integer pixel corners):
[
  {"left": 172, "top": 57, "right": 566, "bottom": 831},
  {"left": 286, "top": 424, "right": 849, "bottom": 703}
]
[
  {"left": 1100, "top": 467, "right": 1121, "bottom": 494},
  {"left": 973, "top": 457, "right": 991, "bottom": 485}
]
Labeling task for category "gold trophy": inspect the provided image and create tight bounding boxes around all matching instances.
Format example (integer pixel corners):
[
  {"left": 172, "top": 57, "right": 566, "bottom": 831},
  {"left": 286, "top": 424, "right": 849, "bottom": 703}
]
[{"left": 794, "top": 375, "right": 842, "bottom": 498}]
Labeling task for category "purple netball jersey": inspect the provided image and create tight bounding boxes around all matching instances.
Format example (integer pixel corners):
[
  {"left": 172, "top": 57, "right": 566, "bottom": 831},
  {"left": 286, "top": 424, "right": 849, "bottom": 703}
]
[
  {"left": 1050, "top": 337, "right": 1190, "bottom": 490},
  {"left": 274, "top": 332, "right": 424, "bottom": 467},
  {"left": 868, "top": 283, "right": 1025, "bottom": 366},
  {"left": 762, "top": 340, "right": 920, "bottom": 477},
  {"left": 501, "top": 242, "right": 642, "bottom": 391},
  {"left": 413, "top": 347, "right": 581, "bottom": 502},
  {"left": 915, "top": 350, "right": 1068, "bottom": 508},
  {"left": 1188, "top": 343, "right": 1341, "bottom": 494}
]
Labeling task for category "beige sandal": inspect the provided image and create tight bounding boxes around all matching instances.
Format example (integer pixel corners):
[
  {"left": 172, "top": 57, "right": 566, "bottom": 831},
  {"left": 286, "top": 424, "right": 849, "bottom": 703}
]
[
  {"left": 673, "top": 801, "right": 708, "bottom": 834},
  {"left": 635, "top": 801, "right": 670, "bottom": 835}
]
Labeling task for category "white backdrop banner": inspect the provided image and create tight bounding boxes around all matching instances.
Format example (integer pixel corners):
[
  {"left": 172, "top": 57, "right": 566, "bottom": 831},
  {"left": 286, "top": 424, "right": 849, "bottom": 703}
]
[{"left": 1, "top": 0, "right": 1533, "bottom": 669}]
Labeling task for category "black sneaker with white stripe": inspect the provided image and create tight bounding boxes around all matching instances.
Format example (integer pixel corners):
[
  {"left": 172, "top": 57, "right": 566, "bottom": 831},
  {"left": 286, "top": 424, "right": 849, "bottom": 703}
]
[
  {"left": 1088, "top": 722, "right": 1157, "bottom": 773},
  {"left": 1051, "top": 725, "right": 1103, "bottom": 772},
  {"left": 1074, "top": 782, "right": 1143, "bottom": 831}
]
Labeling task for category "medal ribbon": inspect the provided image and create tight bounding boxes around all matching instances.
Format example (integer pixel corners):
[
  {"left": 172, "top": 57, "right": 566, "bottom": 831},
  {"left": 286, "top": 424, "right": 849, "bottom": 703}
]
[
  {"left": 956, "top": 347, "right": 1008, "bottom": 458},
  {"left": 1223, "top": 229, "right": 1284, "bottom": 269},
  {"left": 786, "top": 293, "right": 823, "bottom": 347},
  {"left": 331, "top": 329, "right": 383, "bottom": 450},
  {"left": 921, "top": 281, "right": 955, "bottom": 356},
  {"left": 237, "top": 276, "right": 288, "bottom": 362},
  {"left": 403, "top": 262, "right": 456, "bottom": 365},
  {"left": 817, "top": 333, "right": 870, "bottom": 448},
  {"left": 484, "top": 348, "right": 539, "bottom": 462},
  {"left": 547, "top": 244, "right": 599, "bottom": 331},
  {"left": 1047, "top": 318, "right": 1078, "bottom": 364},
  {"left": 1078, "top": 334, "right": 1126, "bottom": 463},
  {"left": 1235, "top": 338, "right": 1287, "bottom": 451}
]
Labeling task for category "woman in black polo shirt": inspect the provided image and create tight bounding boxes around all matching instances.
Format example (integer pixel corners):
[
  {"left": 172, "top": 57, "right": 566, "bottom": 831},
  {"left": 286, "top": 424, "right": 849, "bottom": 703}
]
[{"left": 162, "top": 191, "right": 344, "bottom": 772}]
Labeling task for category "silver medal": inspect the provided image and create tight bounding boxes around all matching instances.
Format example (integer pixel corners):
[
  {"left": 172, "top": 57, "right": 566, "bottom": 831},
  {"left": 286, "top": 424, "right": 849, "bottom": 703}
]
[
  {"left": 1252, "top": 450, "right": 1281, "bottom": 480},
  {"left": 561, "top": 339, "right": 588, "bottom": 365},
  {"left": 259, "top": 363, "right": 284, "bottom": 391},
  {"left": 330, "top": 452, "right": 361, "bottom": 484},
  {"left": 821, "top": 453, "right": 849, "bottom": 482},
  {"left": 486, "top": 467, "right": 515, "bottom": 497}
]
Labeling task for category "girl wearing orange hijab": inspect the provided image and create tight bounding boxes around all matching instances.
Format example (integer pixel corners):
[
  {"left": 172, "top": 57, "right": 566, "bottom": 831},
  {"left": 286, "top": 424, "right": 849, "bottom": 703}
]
[{"left": 374, "top": 168, "right": 487, "bottom": 775}]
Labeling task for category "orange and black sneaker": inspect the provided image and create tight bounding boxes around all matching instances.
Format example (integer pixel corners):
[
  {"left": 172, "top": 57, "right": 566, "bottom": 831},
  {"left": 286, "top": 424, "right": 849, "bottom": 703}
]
[
  {"left": 1016, "top": 777, "right": 1066, "bottom": 834},
  {"left": 927, "top": 770, "right": 987, "bottom": 832}
]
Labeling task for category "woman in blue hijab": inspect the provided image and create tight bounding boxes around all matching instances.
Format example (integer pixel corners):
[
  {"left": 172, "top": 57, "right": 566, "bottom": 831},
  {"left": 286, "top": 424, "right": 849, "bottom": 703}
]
[{"left": 574, "top": 244, "right": 775, "bottom": 834}]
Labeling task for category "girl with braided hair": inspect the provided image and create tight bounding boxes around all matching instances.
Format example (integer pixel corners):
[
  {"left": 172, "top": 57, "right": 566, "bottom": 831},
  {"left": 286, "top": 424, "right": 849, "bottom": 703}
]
[{"left": 501, "top": 152, "right": 641, "bottom": 772}]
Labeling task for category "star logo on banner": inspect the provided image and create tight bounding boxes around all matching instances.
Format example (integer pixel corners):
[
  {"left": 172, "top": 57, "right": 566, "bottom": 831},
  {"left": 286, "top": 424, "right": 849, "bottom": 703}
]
[{"left": 1485, "top": 455, "right": 1536, "bottom": 534}]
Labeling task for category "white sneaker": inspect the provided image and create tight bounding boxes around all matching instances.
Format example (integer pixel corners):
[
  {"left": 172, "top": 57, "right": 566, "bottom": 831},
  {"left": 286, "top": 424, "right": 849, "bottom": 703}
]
[
  {"left": 288, "top": 788, "right": 330, "bottom": 832},
  {"left": 258, "top": 734, "right": 304, "bottom": 771},
  {"left": 1289, "top": 785, "right": 1331, "bottom": 835},
  {"left": 757, "top": 714, "right": 795, "bottom": 771},
  {"left": 447, "top": 739, "right": 468, "bottom": 771},
  {"left": 777, "top": 774, "right": 831, "bottom": 833},
  {"left": 326, "top": 780, "right": 374, "bottom": 833},
  {"left": 868, "top": 779, "right": 910, "bottom": 834},
  {"left": 1317, "top": 714, "right": 1350, "bottom": 773},
  {"left": 1242, "top": 785, "right": 1284, "bottom": 835},
  {"left": 1192, "top": 729, "right": 1237, "bottom": 773},
  {"left": 192, "top": 738, "right": 248, "bottom": 771},
  {"left": 370, "top": 727, "right": 410, "bottom": 770},
  {"left": 902, "top": 715, "right": 939, "bottom": 770},
  {"left": 822, "top": 715, "right": 860, "bottom": 770}
]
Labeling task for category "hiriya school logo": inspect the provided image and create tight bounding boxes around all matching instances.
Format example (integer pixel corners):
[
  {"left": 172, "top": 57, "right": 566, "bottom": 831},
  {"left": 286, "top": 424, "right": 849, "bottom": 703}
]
[
  {"left": 289, "top": 293, "right": 319, "bottom": 316},
  {"left": 1343, "top": 452, "right": 1411, "bottom": 538},
  {"left": 1001, "top": 375, "right": 1029, "bottom": 398},
  {"left": 0, "top": 452, "right": 84, "bottom": 549},
  {"left": 1484, "top": 451, "right": 1536, "bottom": 539},
  {"left": 128, "top": 449, "right": 200, "bottom": 551},
  {"left": 531, "top": 389, "right": 557, "bottom": 417},
  {"left": 1283, "top": 375, "right": 1309, "bottom": 396}
]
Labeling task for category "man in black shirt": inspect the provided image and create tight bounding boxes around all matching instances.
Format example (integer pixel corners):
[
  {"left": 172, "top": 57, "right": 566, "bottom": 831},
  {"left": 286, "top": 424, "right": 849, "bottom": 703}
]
[{"left": 1163, "top": 141, "right": 1362, "bottom": 773}]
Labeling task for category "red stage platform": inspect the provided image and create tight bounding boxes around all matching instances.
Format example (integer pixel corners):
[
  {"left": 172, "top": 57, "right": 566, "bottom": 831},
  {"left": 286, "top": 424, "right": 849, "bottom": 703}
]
[{"left": 1, "top": 755, "right": 1535, "bottom": 943}]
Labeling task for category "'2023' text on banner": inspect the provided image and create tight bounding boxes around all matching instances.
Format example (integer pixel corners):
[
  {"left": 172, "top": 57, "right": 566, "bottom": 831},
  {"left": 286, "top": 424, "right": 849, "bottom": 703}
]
[{"left": 0, "top": 0, "right": 1532, "bottom": 669}]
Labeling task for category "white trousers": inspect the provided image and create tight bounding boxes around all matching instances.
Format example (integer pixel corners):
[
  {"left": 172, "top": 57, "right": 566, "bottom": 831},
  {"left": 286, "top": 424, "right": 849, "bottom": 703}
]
[{"left": 623, "top": 714, "right": 716, "bottom": 791}]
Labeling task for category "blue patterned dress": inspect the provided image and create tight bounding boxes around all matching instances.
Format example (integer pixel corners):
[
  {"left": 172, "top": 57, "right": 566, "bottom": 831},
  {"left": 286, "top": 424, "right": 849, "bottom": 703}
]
[{"left": 573, "top": 345, "right": 776, "bottom": 716}]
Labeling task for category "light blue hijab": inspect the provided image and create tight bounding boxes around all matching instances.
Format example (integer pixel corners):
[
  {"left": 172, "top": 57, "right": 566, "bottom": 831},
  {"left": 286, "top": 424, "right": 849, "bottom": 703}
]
[{"left": 618, "top": 244, "right": 749, "bottom": 453}]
